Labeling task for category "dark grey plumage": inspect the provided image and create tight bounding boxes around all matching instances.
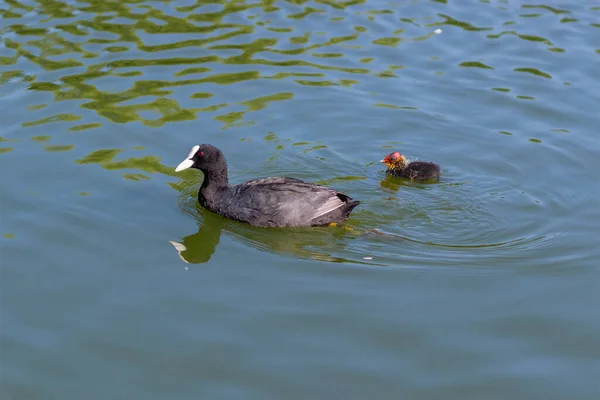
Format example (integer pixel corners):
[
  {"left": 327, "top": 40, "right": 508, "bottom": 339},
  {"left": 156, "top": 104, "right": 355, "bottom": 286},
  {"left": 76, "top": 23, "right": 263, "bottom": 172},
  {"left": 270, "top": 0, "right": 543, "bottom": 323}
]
[
  {"left": 175, "top": 144, "right": 360, "bottom": 228},
  {"left": 381, "top": 151, "right": 441, "bottom": 181},
  {"left": 389, "top": 160, "right": 441, "bottom": 181}
]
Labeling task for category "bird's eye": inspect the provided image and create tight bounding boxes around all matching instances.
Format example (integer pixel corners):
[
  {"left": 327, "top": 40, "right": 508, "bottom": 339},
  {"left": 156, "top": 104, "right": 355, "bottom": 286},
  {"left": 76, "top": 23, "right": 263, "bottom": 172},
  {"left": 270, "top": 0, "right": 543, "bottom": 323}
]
[{"left": 198, "top": 151, "right": 204, "bottom": 156}]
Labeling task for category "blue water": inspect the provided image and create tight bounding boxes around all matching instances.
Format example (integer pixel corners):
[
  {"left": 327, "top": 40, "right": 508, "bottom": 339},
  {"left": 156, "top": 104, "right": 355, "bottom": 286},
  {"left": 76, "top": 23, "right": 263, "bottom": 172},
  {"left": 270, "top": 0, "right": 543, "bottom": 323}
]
[{"left": 1, "top": 0, "right": 599, "bottom": 398}]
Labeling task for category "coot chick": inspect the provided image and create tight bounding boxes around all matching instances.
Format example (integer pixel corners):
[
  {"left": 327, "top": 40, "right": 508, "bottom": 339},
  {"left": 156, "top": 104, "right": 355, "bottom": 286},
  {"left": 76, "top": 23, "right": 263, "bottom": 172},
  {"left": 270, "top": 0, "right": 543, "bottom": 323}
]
[
  {"left": 381, "top": 151, "right": 440, "bottom": 181},
  {"left": 175, "top": 144, "right": 360, "bottom": 228}
]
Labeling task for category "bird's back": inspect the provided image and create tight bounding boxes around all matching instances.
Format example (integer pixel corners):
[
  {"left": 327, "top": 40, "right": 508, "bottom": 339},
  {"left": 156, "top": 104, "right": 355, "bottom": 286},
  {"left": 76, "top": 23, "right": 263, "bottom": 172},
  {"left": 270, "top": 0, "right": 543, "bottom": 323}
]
[
  {"left": 216, "top": 177, "right": 358, "bottom": 227},
  {"left": 395, "top": 161, "right": 440, "bottom": 181}
]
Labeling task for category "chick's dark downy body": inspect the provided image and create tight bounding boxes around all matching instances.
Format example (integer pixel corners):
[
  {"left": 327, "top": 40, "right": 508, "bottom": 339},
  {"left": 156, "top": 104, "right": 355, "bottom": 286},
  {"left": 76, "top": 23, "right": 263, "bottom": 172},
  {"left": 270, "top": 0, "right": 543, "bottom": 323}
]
[
  {"left": 175, "top": 144, "right": 360, "bottom": 228},
  {"left": 381, "top": 151, "right": 441, "bottom": 181}
]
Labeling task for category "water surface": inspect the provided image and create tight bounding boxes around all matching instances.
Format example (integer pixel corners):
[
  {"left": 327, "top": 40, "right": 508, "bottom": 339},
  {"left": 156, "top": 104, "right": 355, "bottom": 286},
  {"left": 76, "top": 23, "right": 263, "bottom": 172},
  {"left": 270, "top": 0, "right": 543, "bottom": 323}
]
[{"left": 1, "top": 0, "right": 599, "bottom": 398}]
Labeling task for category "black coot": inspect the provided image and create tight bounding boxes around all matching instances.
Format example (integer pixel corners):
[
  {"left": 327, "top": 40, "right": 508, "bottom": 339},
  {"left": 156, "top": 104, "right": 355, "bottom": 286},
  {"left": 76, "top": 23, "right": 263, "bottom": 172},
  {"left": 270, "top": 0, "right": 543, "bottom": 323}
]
[
  {"left": 175, "top": 144, "right": 360, "bottom": 228},
  {"left": 381, "top": 151, "right": 441, "bottom": 181}
]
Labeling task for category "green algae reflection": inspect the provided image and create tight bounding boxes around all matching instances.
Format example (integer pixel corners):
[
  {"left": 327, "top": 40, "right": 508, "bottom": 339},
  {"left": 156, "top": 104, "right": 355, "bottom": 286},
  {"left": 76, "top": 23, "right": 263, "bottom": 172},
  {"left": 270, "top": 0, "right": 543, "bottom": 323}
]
[
  {"left": 75, "top": 148, "right": 176, "bottom": 177},
  {"left": 5, "top": 0, "right": 436, "bottom": 130}
]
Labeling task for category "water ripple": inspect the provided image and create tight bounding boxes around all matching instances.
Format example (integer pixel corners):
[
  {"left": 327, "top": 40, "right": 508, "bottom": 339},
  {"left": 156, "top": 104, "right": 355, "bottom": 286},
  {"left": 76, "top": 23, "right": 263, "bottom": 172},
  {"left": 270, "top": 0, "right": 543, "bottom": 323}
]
[
  {"left": 1, "top": 0, "right": 598, "bottom": 271},
  {"left": 2, "top": 2, "right": 600, "bottom": 397}
]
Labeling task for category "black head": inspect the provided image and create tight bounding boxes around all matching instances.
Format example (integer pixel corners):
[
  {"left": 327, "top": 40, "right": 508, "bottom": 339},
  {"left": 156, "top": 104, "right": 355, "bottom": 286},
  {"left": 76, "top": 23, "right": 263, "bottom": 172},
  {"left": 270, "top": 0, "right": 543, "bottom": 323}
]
[{"left": 175, "top": 144, "right": 225, "bottom": 173}]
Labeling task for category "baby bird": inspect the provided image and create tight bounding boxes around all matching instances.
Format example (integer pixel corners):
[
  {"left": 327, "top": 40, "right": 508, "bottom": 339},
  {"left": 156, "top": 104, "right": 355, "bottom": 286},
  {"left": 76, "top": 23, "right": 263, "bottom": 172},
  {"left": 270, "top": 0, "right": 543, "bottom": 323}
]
[{"left": 381, "top": 151, "right": 441, "bottom": 181}]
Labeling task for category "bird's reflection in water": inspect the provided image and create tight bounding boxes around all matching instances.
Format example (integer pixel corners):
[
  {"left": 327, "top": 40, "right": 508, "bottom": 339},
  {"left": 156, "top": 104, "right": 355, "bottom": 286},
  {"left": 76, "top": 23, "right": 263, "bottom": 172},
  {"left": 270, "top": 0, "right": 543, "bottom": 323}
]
[
  {"left": 169, "top": 206, "right": 366, "bottom": 265},
  {"left": 169, "top": 210, "right": 224, "bottom": 264},
  {"left": 379, "top": 175, "right": 433, "bottom": 193}
]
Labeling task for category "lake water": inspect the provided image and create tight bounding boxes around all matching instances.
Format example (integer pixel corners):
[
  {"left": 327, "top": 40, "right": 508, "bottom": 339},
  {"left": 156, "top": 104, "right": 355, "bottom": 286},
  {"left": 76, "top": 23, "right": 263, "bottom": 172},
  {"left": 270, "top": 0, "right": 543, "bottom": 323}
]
[{"left": 1, "top": 0, "right": 599, "bottom": 398}]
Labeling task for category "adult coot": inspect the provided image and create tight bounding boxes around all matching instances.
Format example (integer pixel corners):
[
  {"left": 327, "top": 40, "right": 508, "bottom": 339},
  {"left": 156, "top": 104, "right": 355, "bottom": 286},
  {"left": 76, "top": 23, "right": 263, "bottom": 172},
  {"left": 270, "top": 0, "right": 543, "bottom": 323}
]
[
  {"left": 381, "top": 151, "right": 441, "bottom": 181},
  {"left": 175, "top": 144, "right": 360, "bottom": 228}
]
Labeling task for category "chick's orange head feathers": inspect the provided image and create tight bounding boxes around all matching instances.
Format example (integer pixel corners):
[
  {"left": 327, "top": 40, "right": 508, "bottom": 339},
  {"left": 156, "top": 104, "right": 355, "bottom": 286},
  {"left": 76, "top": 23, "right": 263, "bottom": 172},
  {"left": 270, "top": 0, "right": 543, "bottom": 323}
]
[{"left": 381, "top": 151, "right": 402, "bottom": 166}]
